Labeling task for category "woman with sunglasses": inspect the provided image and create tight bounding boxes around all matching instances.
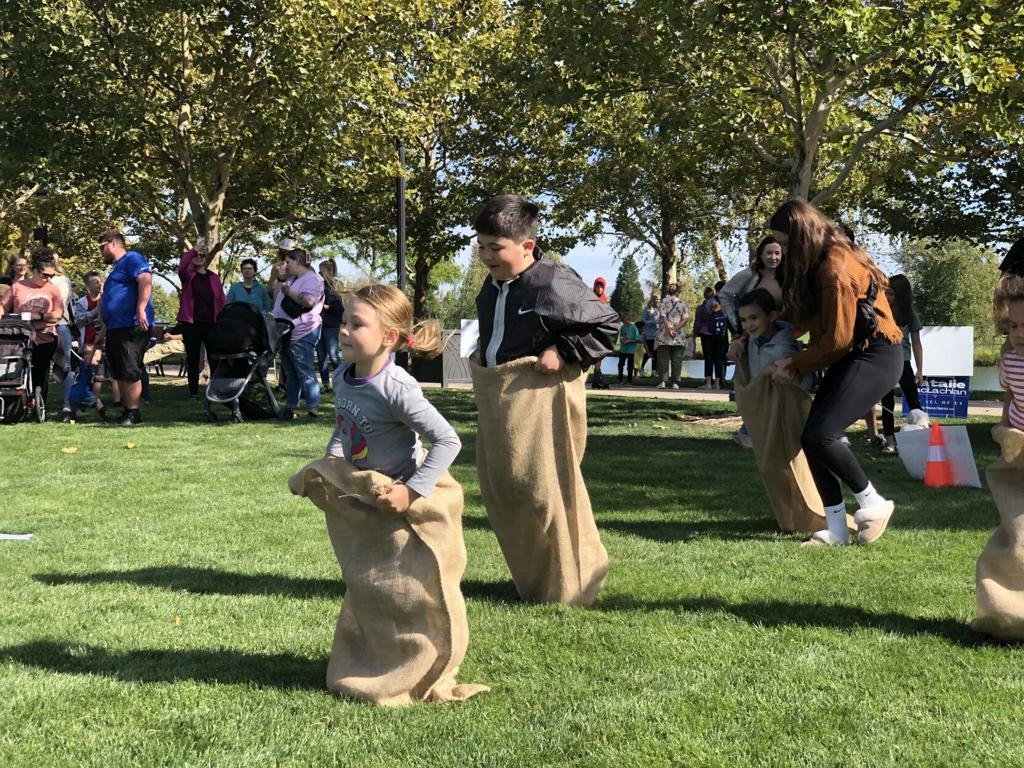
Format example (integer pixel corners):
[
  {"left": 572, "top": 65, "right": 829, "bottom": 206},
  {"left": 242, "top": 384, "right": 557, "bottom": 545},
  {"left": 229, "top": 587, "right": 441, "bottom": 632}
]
[
  {"left": 0, "top": 248, "right": 65, "bottom": 408},
  {"left": 177, "top": 238, "right": 226, "bottom": 400}
]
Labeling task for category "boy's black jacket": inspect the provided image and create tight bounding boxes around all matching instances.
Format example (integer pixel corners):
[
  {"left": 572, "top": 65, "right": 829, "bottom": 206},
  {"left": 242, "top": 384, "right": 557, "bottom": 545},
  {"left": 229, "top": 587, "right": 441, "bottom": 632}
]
[{"left": 475, "top": 255, "right": 619, "bottom": 367}]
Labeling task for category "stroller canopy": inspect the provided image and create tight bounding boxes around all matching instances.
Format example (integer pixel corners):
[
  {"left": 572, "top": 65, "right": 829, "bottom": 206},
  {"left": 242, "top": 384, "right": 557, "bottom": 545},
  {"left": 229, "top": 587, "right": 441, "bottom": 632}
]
[{"left": 207, "top": 302, "right": 291, "bottom": 357}]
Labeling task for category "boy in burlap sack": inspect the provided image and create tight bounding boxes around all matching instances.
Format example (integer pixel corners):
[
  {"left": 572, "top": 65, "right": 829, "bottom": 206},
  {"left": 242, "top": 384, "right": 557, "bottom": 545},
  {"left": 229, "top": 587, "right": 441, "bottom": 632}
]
[
  {"left": 729, "top": 289, "right": 856, "bottom": 538},
  {"left": 290, "top": 284, "right": 488, "bottom": 705},
  {"left": 974, "top": 265, "right": 1024, "bottom": 640},
  {"left": 470, "top": 195, "right": 619, "bottom": 606}
]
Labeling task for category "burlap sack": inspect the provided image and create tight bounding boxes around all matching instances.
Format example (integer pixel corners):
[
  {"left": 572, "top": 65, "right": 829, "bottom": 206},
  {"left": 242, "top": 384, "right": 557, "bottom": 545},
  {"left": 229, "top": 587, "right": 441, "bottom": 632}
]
[
  {"left": 289, "top": 458, "right": 488, "bottom": 705},
  {"left": 470, "top": 356, "right": 609, "bottom": 606},
  {"left": 734, "top": 355, "right": 856, "bottom": 534},
  {"left": 973, "top": 426, "right": 1024, "bottom": 640}
]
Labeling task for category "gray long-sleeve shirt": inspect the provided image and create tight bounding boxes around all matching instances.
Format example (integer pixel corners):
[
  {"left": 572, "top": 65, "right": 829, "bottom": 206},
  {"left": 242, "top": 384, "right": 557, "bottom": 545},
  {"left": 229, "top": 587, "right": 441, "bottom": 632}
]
[{"left": 325, "top": 360, "right": 461, "bottom": 497}]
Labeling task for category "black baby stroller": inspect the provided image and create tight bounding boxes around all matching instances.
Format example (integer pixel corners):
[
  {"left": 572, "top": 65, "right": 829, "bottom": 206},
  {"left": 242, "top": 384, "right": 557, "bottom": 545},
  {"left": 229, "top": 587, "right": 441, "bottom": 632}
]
[
  {"left": 0, "top": 317, "right": 46, "bottom": 424},
  {"left": 203, "top": 302, "right": 292, "bottom": 423}
]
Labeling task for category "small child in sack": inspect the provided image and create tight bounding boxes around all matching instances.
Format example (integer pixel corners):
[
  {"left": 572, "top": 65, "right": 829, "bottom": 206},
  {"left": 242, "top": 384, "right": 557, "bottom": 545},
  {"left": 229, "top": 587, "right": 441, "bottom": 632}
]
[
  {"left": 67, "top": 345, "right": 109, "bottom": 422},
  {"left": 728, "top": 289, "right": 807, "bottom": 387},
  {"left": 973, "top": 257, "right": 1024, "bottom": 639},
  {"left": 289, "top": 284, "right": 487, "bottom": 705}
]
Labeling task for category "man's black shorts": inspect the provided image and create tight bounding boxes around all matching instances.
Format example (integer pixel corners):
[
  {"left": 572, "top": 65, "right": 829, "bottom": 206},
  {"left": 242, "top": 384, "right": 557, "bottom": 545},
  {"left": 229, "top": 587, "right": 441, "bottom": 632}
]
[{"left": 106, "top": 326, "right": 149, "bottom": 382}]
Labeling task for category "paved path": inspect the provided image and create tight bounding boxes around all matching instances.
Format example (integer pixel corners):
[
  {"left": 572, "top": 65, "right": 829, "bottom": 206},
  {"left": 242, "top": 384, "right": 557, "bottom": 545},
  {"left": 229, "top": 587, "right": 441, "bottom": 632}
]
[{"left": 435, "top": 381, "right": 1003, "bottom": 418}]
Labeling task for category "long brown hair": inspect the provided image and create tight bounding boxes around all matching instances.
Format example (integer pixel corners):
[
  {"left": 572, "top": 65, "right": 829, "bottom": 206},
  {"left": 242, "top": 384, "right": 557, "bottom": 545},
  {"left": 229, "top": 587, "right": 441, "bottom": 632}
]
[
  {"left": 769, "top": 199, "right": 887, "bottom": 323},
  {"left": 351, "top": 284, "right": 447, "bottom": 358},
  {"left": 887, "top": 274, "right": 915, "bottom": 327}
]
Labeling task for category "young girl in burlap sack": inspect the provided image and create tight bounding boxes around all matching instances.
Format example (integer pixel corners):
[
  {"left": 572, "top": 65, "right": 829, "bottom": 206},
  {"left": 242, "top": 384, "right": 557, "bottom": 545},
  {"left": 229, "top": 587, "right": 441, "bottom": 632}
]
[
  {"left": 973, "top": 257, "right": 1024, "bottom": 640},
  {"left": 289, "top": 284, "right": 488, "bottom": 705}
]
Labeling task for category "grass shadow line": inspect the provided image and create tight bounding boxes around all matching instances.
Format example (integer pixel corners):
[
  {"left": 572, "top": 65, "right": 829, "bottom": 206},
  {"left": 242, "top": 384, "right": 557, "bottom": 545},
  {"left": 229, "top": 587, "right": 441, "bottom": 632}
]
[
  {"left": 35, "top": 567, "right": 344, "bottom": 599},
  {"left": 593, "top": 594, "right": 1005, "bottom": 648},
  {"left": 0, "top": 640, "right": 326, "bottom": 691}
]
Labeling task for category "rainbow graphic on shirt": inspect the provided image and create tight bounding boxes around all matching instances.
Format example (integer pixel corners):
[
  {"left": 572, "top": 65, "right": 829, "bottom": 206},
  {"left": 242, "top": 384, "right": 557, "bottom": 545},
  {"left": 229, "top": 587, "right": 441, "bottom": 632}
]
[{"left": 349, "top": 418, "right": 369, "bottom": 466}]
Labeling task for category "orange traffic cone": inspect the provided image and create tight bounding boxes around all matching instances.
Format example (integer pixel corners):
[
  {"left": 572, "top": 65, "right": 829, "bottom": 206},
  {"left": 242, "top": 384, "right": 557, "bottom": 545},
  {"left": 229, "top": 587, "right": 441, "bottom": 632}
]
[{"left": 924, "top": 422, "right": 955, "bottom": 488}]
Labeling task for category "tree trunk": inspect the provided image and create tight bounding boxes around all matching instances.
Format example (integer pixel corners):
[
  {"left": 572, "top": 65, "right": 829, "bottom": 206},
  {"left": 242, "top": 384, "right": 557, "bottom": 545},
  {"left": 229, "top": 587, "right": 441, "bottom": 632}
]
[
  {"left": 788, "top": 144, "right": 814, "bottom": 200},
  {"left": 659, "top": 212, "right": 679, "bottom": 294},
  {"left": 709, "top": 236, "right": 727, "bottom": 282},
  {"left": 412, "top": 251, "right": 431, "bottom": 321}
]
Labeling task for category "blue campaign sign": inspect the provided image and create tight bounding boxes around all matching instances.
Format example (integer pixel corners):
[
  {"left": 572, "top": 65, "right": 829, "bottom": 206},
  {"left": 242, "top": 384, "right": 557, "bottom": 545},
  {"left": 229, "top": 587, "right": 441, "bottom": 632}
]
[{"left": 905, "top": 376, "right": 971, "bottom": 419}]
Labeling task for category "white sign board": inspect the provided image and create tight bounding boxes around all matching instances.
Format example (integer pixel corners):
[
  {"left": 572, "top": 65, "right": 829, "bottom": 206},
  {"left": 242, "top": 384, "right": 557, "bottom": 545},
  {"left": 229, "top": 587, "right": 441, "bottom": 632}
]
[{"left": 920, "top": 326, "right": 973, "bottom": 377}]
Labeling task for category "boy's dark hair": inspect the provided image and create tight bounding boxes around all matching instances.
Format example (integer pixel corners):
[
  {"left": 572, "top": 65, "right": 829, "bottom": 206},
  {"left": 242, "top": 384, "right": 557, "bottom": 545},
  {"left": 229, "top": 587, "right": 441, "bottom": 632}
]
[
  {"left": 83, "top": 270, "right": 101, "bottom": 282},
  {"left": 240, "top": 258, "right": 258, "bottom": 271},
  {"left": 473, "top": 195, "right": 540, "bottom": 242},
  {"left": 737, "top": 288, "right": 776, "bottom": 316}
]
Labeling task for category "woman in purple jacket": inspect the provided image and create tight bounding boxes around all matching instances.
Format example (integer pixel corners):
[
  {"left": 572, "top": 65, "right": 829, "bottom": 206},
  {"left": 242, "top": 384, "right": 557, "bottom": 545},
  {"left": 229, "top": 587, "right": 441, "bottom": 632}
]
[{"left": 177, "top": 240, "right": 226, "bottom": 399}]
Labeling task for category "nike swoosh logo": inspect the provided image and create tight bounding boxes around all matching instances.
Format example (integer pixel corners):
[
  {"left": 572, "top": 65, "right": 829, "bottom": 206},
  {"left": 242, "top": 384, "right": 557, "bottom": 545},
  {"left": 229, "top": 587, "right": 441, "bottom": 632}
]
[{"left": 517, "top": 308, "right": 535, "bottom": 315}]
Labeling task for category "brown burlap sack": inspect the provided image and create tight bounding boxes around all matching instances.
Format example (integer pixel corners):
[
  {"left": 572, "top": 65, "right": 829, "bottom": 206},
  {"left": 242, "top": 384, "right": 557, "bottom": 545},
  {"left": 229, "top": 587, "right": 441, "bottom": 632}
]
[
  {"left": 734, "top": 354, "right": 856, "bottom": 535},
  {"left": 470, "top": 356, "right": 609, "bottom": 606},
  {"left": 973, "top": 426, "right": 1024, "bottom": 640},
  {"left": 289, "top": 458, "right": 489, "bottom": 705}
]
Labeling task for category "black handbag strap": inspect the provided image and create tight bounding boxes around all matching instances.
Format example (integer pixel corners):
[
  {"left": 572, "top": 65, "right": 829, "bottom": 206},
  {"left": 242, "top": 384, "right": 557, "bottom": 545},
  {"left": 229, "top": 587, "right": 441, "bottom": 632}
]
[{"left": 865, "top": 279, "right": 878, "bottom": 304}]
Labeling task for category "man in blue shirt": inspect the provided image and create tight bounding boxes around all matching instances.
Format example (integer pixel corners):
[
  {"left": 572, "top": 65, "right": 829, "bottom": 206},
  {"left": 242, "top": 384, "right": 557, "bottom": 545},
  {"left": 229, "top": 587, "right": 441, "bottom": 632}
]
[{"left": 97, "top": 229, "right": 154, "bottom": 426}]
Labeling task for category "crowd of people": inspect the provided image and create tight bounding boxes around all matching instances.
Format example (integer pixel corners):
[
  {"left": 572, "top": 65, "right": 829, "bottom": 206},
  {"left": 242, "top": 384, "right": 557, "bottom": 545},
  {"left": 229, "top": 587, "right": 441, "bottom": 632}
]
[{"left": 0, "top": 233, "right": 348, "bottom": 425}]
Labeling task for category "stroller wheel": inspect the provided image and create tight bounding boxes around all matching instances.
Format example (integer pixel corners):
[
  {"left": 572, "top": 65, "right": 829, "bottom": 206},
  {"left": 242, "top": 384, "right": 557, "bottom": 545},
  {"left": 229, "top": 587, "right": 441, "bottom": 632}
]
[{"left": 34, "top": 386, "right": 46, "bottom": 422}]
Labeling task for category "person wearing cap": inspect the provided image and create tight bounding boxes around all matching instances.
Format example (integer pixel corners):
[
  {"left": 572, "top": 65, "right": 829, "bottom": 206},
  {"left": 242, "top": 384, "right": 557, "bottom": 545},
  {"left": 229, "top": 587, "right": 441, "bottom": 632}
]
[
  {"left": 272, "top": 243, "right": 325, "bottom": 418},
  {"left": 95, "top": 229, "right": 154, "bottom": 426},
  {"left": 177, "top": 238, "right": 226, "bottom": 400}
]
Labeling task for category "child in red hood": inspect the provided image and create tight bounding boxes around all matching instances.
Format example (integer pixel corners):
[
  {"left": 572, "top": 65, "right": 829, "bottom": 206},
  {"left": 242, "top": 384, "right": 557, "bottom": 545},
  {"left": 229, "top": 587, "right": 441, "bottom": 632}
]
[{"left": 592, "top": 277, "right": 610, "bottom": 386}]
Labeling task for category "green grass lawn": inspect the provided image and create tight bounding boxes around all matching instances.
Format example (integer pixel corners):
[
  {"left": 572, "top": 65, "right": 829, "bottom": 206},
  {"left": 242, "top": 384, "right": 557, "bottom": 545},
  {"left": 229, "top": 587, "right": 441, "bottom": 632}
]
[{"left": 1, "top": 383, "right": 1021, "bottom": 767}]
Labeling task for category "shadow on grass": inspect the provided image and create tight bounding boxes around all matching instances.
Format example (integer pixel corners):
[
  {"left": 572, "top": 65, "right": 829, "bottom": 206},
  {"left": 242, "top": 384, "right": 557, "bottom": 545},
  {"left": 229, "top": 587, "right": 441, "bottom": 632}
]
[
  {"left": 35, "top": 567, "right": 344, "bottom": 599},
  {"left": 593, "top": 594, "right": 1004, "bottom": 648},
  {"left": 0, "top": 640, "right": 326, "bottom": 691},
  {"left": 599, "top": 517, "right": 782, "bottom": 542}
]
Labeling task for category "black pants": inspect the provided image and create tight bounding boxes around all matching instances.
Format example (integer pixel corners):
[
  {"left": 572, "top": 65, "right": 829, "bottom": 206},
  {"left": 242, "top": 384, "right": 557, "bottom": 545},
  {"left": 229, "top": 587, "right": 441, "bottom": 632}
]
[
  {"left": 700, "top": 334, "right": 727, "bottom": 380},
  {"left": 31, "top": 340, "right": 57, "bottom": 405},
  {"left": 802, "top": 339, "right": 903, "bottom": 506},
  {"left": 181, "top": 321, "right": 214, "bottom": 397},
  {"left": 643, "top": 340, "right": 657, "bottom": 373},
  {"left": 881, "top": 361, "right": 923, "bottom": 436},
  {"left": 617, "top": 352, "right": 635, "bottom": 382}
]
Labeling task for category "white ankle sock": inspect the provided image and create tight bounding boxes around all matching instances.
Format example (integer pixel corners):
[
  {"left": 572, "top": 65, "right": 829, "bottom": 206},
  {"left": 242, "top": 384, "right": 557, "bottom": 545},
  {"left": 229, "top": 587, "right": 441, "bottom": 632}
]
[
  {"left": 824, "top": 502, "right": 850, "bottom": 543},
  {"left": 854, "top": 483, "right": 886, "bottom": 509}
]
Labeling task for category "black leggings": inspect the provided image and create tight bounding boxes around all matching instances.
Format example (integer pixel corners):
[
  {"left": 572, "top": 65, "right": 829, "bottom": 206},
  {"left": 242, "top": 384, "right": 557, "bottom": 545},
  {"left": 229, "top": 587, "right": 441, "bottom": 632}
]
[
  {"left": 617, "top": 352, "right": 635, "bottom": 382},
  {"left": 700, "top": 334, "right": 727, "bottom": 380},
  {"left": 802, "top": 340, "right": 903, "bottom": 506},
  {"left": 181, "top": 321, "right": 214, "bottom": 397},
  {"left": 881, "top": 361, "right": 922, "bottom": 436},
  {"left": 31, "top": 340, "right": 57, "bottom": 405},
  {"left": 643, "top": 340, "right": 657, "bottom": 372}
]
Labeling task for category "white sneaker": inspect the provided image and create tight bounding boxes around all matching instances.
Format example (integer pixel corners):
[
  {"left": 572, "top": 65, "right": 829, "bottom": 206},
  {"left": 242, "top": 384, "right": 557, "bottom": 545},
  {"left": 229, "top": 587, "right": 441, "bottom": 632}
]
[
  {"left": 656, "top": 382, "right": 666, "bottom": 389},
  {"left": 698, "top": 383, "right": 713, "bottom": 390},
  {"left": 671, "top": 382, "right": 681, "bottom": 390}
]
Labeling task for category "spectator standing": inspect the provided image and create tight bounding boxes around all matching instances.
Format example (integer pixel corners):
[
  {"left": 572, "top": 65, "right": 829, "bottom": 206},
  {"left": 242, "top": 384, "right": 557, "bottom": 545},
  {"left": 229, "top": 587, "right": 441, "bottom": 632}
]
[
  {"left": 877, "top": 274, "right": 928, "bottom": 454},
  {"left": 226, "top": 257, "right": 271, "bottom": 310},
  {"left": 76, "top": 272, "right": 103, "bottom": 347},
  {"left": 97, "top": 230, "right": 154, "bottom": 427},
  {"left": 1, "top": 254, "right": 28, "bottom": 286},
  {"left": 655, "top": 284, "right": 690, "bottom": 389},
  {"left": 177, "top": 240, "right": 226, "bottom": 400},
  {"left": 617, "top": 312, "right": 641, "bottom": 384},
  {"left": 718, "top": 236, "right": 785, "bottom": 333},
  {"left": 694, "top": 286, "right": 729, "bottom": 389},
  {"left": 0, "top": 248, "right": 64, "bottom": 407},
  {"left": 591, "top": 277, "right": 611, "bottom": 389},
  {"left": 272, "top": 245, "right": 325, "bottom": 418},
  {"left": 50, "top": 255, "right": 77, "bottom": 421},
  {"left": 641, "top": 292, "right": 660, "bottom": 376},
  {"left": 317, "top": 258, "right": 345, "bottom": 391}
]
